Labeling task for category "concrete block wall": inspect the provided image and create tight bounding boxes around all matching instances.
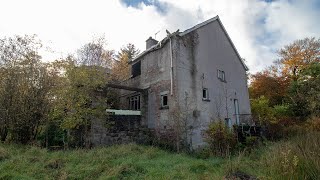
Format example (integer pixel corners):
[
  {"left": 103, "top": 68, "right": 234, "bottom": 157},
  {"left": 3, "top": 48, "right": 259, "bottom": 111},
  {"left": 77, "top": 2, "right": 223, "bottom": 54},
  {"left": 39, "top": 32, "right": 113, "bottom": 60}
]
[{"left": 90, "top": 115, "right": 152, "bottom": 146}]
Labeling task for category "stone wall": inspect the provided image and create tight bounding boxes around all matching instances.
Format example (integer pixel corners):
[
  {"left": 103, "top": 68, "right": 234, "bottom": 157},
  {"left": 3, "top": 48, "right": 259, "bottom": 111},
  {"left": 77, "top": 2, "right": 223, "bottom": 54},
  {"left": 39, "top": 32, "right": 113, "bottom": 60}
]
[{"left": 90, "top": 115, "right": 152, "bottom": 146}]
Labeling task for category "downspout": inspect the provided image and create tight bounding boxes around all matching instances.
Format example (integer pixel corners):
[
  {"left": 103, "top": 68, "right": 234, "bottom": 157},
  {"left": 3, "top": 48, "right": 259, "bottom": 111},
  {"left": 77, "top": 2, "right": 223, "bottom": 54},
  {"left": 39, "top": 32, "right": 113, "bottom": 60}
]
[{"left": 169, "top": 37, "right": 173, "bottom": 96}]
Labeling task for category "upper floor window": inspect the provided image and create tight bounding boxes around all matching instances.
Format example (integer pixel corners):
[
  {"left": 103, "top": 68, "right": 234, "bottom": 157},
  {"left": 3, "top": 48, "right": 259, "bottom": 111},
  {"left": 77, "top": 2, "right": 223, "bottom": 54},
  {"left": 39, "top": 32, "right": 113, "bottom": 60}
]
[
  {"left": 131, "top": 61, "right": 141, "bottom": 78},
  {"left": 217, "top": 69, "right": 225, "bottom": 82}
]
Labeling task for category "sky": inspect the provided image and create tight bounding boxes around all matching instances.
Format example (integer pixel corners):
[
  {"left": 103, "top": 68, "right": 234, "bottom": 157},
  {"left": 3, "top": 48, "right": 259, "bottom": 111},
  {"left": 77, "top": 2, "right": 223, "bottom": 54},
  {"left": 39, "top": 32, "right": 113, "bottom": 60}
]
[{"left": 0, "top": 0, "right": 319, "bottom": 72}]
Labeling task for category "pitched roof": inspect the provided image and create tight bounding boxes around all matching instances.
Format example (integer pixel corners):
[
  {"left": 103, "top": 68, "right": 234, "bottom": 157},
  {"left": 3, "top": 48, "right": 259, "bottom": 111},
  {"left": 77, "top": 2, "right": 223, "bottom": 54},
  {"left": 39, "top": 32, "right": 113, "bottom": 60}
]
[
  {"left": 131, "top": 15, "right": 249, "bottom": 71},
  {"left": 179, "top": 16, "right": 219, "bottom": 36},
  {"left": 179, "top": 15, "right": 248, "bottom": 71}
]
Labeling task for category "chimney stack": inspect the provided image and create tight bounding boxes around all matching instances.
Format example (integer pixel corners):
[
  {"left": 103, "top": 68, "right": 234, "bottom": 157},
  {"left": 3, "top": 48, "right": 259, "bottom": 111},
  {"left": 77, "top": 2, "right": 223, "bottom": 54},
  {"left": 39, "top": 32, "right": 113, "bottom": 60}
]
[{"left": 146, "top": 37, "right": 158, "bottom": 49}]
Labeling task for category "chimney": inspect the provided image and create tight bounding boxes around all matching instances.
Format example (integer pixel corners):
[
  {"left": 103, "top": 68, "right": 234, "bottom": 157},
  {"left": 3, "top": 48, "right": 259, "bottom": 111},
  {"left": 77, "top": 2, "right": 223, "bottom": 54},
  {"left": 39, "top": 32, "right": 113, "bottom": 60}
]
[{"left": 146, "top": 37, "right": 158, "bottom": 49}]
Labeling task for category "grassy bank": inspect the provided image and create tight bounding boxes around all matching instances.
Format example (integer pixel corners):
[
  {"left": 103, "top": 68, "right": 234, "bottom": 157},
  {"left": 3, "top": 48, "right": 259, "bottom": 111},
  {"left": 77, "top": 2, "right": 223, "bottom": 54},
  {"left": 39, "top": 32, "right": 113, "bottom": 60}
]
[{"left": 0, "top": 132, "right": 319, "bottom": 179}]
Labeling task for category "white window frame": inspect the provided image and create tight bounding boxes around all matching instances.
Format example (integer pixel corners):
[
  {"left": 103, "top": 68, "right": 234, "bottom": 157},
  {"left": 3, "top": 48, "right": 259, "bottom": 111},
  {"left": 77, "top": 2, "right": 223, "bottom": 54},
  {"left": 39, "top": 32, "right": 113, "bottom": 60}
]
[{"left": 202, "top": 88, "right": 209, "bottom": 100}]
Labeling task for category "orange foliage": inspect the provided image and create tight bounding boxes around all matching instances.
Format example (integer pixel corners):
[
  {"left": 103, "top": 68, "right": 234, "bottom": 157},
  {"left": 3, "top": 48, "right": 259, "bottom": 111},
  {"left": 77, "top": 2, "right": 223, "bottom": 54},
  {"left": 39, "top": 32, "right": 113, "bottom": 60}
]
[
  {"left": 278, "top": 37, "right": 320, "bottom": 79},
  {"left": 250, "top": 70, "right": 289, "bottom": 106}
]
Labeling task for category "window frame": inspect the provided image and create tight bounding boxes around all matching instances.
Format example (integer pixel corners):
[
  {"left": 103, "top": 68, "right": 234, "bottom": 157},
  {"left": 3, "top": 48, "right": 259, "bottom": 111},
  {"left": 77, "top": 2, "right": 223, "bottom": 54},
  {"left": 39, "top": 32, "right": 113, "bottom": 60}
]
[
  {"left": 160, "top": 92, "right": 169, "bottom": 109},
  {"left": 217, "top": 69, "right": 226, "bottom": 82},
  {"left": 128, "top": 95, "right": 141, "bottom": 110},
  {"left": 202, "top": 88, "right": 210, "bottom": 101}
]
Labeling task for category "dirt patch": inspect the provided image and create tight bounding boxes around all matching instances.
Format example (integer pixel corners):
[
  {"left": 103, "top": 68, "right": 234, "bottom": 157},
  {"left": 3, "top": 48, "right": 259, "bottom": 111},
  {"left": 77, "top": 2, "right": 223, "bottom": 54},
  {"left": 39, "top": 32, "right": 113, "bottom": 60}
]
[{"left": 225, "top": 171, "right": 258, "bottom": 180}]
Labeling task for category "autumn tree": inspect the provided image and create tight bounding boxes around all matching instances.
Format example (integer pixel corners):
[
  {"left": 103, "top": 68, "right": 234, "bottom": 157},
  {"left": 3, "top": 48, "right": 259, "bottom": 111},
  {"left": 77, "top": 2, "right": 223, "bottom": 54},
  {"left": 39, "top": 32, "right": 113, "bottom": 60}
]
[
  {"left": 112, "top": 43, "right": 140, "bottom": 81},
  {"left": 250, "top": 37, "right": 320, "bottom": 121},
  {"left": 277, "top": 37, "right": 320, "bottom": 79},
  {"left": 115, "top": 43, "right": 140, "bottom": 61},
  {"left": 249, "top": 70, "right": 289, "bottom": 106}
]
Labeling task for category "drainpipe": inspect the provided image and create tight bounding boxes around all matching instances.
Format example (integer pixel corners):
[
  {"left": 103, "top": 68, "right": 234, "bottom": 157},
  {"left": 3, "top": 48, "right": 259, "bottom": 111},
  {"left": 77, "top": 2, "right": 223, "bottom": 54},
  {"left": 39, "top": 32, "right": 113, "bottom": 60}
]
[{"left": 169, "top": 37, "right": 173, "bottom": 96}]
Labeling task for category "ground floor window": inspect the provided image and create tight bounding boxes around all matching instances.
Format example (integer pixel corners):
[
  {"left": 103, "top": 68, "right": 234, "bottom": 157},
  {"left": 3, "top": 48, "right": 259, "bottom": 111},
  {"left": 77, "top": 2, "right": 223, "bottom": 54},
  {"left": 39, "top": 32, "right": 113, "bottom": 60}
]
[
  {"left": 160, "top": 92, "right": 168, "bottom": 108},
  {"left": 202, "top": 88, "right": 209, "bottom": 100},
  {"left": 128, "top": 95, "right": 140, "bottom": 110}
]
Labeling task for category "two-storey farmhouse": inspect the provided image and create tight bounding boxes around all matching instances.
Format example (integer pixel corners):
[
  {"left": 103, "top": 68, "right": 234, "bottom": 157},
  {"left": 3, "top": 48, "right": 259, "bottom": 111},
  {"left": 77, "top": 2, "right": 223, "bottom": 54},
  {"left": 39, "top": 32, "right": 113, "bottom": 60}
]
[{"left": 118, "top": 15, "right": 251, "bottom": 149}]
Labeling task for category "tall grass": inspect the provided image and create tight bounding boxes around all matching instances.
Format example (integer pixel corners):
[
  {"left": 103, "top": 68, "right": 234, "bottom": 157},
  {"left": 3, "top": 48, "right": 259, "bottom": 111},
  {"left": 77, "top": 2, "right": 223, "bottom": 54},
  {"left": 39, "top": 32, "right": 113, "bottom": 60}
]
[
  {"left": 1, "top": 132, "right": 319, "bottom": 179},
  {"left": 0, "top": 143, "right": 223, "bottom": 179},
  {"left": 260, "top": 131, "right": 320, "bottom": 179}
]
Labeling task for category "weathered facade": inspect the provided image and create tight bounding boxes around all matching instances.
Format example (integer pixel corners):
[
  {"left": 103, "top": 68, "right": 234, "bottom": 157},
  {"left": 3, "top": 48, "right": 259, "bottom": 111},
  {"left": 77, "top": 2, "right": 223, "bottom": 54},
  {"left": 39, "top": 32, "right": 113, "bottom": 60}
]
[{"left": 119, "top": 16, "right": 251, "bottom": 149}]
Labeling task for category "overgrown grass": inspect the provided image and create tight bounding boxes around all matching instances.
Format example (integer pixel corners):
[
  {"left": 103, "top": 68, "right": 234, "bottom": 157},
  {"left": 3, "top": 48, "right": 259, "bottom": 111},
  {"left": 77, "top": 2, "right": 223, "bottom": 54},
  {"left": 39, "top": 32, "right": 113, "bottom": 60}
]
[
  {"left": 1, "top": 132, "right": 319, "bottom": 179},
  {"left": 0, "top": 143, "right": 224, "bottom": 179}
]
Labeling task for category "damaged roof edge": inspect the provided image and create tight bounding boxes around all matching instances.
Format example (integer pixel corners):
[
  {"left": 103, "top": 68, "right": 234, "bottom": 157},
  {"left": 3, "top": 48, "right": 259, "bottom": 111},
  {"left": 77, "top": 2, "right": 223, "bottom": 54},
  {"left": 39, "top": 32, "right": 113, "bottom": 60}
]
[{"left": 130, "top": 15, "right": 249, "bottom": 71}]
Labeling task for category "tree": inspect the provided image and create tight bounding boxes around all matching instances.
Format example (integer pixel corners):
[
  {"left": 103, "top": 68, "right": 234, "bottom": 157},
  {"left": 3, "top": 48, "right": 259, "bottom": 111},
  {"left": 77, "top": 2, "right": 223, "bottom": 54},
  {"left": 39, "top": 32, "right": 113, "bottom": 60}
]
[
  {"left": 77, "top": 36, "right": 114, "bottom": 67},
  {"left": 289, "top": 62, "right": 320, "bottom": 118},
  {"left": 111, "top": 53, "right": 131, "bottom": 81},
  {"left": 277, "top": 37, "right": 320, "bottom": 79},
  {"left": 249, "top": 37, "right": 320, "bottom": 121},
  {"left": 250, "top": 70, "right": 289, "bottom": 106},
  {"left": 0, "top": 35, "right": 52, "bottom": 144},
  {"left": 115, "top": 43, "right": 140, "bottom": 61},
  {"left": 49, "top": 49, "right": 111, "bottom": 148},
  {"left": 111, "top": 43, "right": 140, "bottom": 81}
]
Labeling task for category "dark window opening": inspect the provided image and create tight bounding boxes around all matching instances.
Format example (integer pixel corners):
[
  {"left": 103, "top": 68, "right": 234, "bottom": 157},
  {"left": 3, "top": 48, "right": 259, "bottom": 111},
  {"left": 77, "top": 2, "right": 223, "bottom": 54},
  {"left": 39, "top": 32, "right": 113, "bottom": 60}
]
[
  {"left": 202, "top": 88, "right": 209, "bottom": 100},
  {"left": 131, "top": 61, "right": 141, "bottom": 78},
  {"left": 161, "top": 94, "right": 168, "bottom": 108}
]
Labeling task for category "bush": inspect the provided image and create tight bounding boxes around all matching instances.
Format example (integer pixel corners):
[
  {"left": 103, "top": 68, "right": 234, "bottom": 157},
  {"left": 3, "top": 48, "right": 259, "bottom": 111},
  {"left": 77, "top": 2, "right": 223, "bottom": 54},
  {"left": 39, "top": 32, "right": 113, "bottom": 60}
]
[
  {"left": 251, "top": 96, "right": 275, "bottom": 125},
  {"left": 205, "top": 120, "right": 237, "bottom": 157}
]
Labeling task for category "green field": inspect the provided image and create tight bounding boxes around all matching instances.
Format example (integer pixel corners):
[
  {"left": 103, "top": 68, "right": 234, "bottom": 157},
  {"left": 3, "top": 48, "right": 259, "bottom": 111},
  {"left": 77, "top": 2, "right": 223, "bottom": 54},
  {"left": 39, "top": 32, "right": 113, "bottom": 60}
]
[{"left": 1, "top": 132, "right": 319, "bottom": 180}]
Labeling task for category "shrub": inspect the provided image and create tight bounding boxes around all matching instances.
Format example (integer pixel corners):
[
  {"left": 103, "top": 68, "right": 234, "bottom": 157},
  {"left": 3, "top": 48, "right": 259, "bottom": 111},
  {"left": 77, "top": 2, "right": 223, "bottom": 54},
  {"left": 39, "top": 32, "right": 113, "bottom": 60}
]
[
  {"left": 192, "top": 147, "right": 212, "bottom": 159},
  {"left": 251, "top": 96, "right": 275, "bottom": 125},
  {"left": 205, "top": 120, "right": 237, "bottom": 157}
]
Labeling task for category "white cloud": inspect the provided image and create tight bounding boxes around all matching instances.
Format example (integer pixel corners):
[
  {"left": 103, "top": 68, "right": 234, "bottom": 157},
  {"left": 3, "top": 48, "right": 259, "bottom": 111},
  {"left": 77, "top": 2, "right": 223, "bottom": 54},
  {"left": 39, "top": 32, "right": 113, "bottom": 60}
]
[{"left": 0, "top": 0, "right": 319, "bottom": 72}]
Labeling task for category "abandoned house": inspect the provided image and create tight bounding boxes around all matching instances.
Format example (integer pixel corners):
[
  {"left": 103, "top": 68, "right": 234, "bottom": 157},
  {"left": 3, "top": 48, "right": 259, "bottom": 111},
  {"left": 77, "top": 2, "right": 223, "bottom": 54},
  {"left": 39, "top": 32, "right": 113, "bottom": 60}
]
[{"left": 92, "top": 15, "right": 251, "bottom": 149}]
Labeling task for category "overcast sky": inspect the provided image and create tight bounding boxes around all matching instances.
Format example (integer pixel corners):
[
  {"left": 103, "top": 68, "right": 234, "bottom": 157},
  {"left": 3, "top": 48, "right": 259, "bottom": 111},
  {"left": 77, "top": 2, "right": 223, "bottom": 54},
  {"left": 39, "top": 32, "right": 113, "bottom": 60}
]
[{"left": 0, "top": 0, "right": 319, "bottom": 72}]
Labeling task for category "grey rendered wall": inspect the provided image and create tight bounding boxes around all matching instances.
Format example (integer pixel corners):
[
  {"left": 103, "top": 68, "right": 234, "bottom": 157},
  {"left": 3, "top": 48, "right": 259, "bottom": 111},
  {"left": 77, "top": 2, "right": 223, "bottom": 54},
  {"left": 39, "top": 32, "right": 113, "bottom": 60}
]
[
  {"left": 175, "top": 20, "right": 251, "bottom": 148},
  {"left": 121, "top": 42, "right": 178, "bottom": 130}
]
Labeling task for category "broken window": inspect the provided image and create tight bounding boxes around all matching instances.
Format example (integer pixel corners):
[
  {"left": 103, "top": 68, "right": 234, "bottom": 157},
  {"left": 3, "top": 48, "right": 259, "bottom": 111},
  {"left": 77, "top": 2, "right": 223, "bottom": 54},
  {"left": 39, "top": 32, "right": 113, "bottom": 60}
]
[
  {"left": 128, "top": 95, "right": 140, "bottom": 110},
  {"left": 217, "top": 69, "right": 225, "bottom": 82},
  {"left": 202, "top": 88, "right": 209, "bottom": 100},
  {"left": 161, "top": 93, "right": 168, "bottom": 108},
  {"left": 131, "top": 61, "right": 141, "bottom": 78}
]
